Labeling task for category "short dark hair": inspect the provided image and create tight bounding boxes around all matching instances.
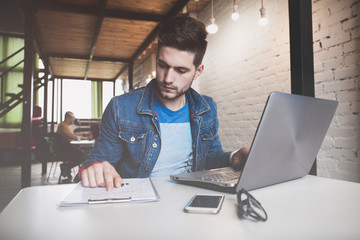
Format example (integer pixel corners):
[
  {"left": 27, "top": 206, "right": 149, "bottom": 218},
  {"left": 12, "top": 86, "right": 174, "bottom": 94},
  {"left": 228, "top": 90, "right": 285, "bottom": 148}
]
[
  {"left": 65, "top": 111, "right": 74, "bottom": 119},
  {"left": 157, "top": 16, "right": 208, "bottom": 67}
]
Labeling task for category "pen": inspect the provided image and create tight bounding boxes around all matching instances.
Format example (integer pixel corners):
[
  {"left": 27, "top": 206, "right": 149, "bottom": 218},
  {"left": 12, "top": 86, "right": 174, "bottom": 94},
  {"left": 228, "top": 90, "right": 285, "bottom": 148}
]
[{"left": 88, "top": 197, "right": 132, "bottom": 204}]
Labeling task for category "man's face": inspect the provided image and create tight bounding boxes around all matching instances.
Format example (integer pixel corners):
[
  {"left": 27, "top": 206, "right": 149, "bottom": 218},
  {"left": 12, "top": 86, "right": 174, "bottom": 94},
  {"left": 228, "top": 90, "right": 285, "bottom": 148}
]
[
  {"left": 70, "top": 116, "right": 75, "bottom": 125},
  {"left": 67, "top": 115, "right": 75, "bottom": 125},
  {"left": 155, "top": 46, "right": 203, "bottom": 103}
]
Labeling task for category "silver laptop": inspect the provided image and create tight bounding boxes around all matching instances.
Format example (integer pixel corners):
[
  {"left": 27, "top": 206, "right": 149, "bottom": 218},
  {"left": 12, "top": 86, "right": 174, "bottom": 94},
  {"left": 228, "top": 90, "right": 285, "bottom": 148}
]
[{"left": 170, "top": 92, "right": 338, "bottom": 193}]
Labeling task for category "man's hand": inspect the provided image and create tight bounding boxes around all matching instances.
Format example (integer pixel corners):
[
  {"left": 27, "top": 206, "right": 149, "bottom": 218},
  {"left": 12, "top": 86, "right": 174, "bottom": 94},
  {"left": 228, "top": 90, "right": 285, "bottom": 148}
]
[
  {"left": 81, "top": 161, "right": 122, "bottom": 192},
  {"left": 231, "top": 147, "right": 249, "bottom": 170}
]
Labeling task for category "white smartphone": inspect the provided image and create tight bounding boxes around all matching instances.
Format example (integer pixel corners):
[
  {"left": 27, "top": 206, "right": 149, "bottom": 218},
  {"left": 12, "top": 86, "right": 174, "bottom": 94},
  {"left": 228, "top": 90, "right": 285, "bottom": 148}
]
[{"left": 184, "top": 194, "right": 225, "bottom": 214}]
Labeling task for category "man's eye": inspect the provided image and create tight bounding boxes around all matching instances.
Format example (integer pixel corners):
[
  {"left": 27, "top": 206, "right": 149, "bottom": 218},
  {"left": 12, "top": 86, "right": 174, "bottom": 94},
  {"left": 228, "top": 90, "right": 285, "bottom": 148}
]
[
  {"left": 157, "top": 62, "right": 168, "bottom": 69},
  {"left": 176, "top": 68, "right": 187, "bottom": 74}
]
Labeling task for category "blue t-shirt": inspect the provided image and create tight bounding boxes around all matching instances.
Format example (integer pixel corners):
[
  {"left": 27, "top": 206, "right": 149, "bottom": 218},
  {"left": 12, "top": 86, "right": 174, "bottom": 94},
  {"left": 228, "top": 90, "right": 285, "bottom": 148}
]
[{"left": 150, "top": 97, "right": 193, "bottom": 177}]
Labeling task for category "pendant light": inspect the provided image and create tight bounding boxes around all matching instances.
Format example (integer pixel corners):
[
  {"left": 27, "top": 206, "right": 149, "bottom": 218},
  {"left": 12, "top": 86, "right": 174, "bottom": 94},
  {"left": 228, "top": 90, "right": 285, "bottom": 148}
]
[
  {"left": 206, "top": 0, "right": 218, "bottom": 34},
  {"left": 231, "top": 0, "right": 239, "bottom": 21},
  {"left": 259, "top": 0, "right": 269, "bottom": 26}
]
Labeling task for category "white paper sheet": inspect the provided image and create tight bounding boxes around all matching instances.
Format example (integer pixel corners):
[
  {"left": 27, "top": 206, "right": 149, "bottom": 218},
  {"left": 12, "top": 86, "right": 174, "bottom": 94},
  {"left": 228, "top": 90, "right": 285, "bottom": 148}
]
[{"left": 59, "top": 178, "right": 159, "bottom": 207}]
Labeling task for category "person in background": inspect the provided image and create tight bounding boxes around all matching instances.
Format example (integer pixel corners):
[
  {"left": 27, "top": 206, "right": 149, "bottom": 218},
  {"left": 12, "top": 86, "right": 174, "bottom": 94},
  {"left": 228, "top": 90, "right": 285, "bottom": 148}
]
[
  {"left": 56, "top": 111, "right": 92, "bottom": 182},
  {"left": 76, "top": 16, "right": 249, "bottom": 191}
]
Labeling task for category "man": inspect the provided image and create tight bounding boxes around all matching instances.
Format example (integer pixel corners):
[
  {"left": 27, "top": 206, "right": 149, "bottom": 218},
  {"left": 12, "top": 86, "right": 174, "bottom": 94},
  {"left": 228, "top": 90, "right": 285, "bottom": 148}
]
[
  {"left": 57, "top": 111, "right": 91, "bottom": 181},
  {"left": 76, "top": 16, "right": 249, "bottom": 191}
]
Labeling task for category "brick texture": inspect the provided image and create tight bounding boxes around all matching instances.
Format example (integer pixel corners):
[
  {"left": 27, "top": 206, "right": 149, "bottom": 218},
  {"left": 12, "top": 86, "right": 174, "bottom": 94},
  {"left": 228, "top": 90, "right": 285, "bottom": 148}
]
[{"left": 197, "top": 0, "right": 360, "bottom": 183}]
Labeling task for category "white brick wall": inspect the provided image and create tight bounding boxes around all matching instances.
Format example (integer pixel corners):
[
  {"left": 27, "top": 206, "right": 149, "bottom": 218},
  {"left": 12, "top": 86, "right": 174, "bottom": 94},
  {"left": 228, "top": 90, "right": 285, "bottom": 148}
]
[
  {"left": 197, "top": 0, "right": 360, "bottom": 183},
  {"left": 313, "top": 0, "right": 360, "bottom": 182},
  {"left": 198, "top": 0, "right": 290, "bottom": 149}
]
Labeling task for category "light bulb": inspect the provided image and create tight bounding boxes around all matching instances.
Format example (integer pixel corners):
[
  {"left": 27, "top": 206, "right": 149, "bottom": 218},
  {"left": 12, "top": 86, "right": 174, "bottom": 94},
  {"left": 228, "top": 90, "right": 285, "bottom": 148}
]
[
  {"left": 231, "top": 12, "right": 239, "bottom": 21},
  {"left": 206, "top": 18, "right": 218, "bottom": 34},
  {"left": 231, "top": 4, "right": 239, "bottom": 21},
  {"left": 259, "top": 17, "right": 268, "bottom": 26},
  {"left": 259, "top": 7, "right": 268, "bottom": 26}
]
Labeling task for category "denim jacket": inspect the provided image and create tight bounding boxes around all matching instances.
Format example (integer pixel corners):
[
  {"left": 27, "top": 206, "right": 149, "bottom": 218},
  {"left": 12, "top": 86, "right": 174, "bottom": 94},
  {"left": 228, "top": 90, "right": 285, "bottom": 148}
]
[{"left": 83, "top": 79, "right": 231, "bottom": 178}]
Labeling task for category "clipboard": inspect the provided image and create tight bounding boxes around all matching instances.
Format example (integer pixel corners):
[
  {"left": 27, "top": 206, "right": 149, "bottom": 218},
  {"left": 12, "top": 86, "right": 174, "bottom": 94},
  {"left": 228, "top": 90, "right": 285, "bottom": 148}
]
[{"left": 58, "top": 178, "right": 160, "bottom": 207}]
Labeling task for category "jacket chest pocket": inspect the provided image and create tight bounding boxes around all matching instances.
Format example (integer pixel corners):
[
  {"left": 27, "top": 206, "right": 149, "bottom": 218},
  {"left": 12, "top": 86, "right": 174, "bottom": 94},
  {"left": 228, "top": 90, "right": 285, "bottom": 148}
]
[
  {"left": 200, "top": 123, "right": 217, "bottom": 141},
  {"left": 197, "top": 123, "right": 217, "bottom": 162},
  {"left": 118, "top": 130, "right": 146, "bottom": 162}
]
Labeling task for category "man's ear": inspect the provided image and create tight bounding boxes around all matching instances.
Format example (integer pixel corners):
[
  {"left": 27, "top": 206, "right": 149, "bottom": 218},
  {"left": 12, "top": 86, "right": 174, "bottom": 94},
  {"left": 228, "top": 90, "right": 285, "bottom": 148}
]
[{"left": 194, "top": 64, "right": 204, "bottom": 80}]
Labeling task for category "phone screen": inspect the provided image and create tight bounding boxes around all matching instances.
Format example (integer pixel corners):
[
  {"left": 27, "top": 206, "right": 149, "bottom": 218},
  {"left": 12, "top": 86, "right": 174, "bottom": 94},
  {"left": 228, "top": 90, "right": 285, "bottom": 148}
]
[{"left": 188, "top": 195, "right": 223, "bottom": 208}]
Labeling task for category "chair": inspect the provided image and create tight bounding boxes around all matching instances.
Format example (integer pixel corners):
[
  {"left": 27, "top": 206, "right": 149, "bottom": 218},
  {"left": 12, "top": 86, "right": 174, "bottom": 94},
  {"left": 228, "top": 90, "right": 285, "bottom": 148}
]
[
  {"left": 53, "top": 134, "right": 69, "bottom": 184},
  {"left": 37, "top": 136, "right": 58, "bottom": 183},
  {"left": 53, "top": 134, "right": 82, "bottom": 184},
  {"left": 38, "top": 136, "right": 69, "bottom": 184}
]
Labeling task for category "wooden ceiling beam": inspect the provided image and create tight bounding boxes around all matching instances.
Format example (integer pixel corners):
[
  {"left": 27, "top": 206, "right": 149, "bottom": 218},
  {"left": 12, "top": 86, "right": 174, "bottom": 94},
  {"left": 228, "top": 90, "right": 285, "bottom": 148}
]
[
  {"left": 49, "top": 54, "right": 129, "bottom": 63},
  {"left": 114, "top": 63, "right": 129, "bottom": 81},
  {"left": 33, "top": 17, "right": 51, "bottom": 72},
  {"left": 29, "top": 0, "right": 193, "bottom": 83},
  {"left": 31, "top": 0, "right": 97, "bottom": 15},
  {"left": 52, "top": 75, "right": 115, "bottom": 82},
  {"left": 84, "top": 0, "right": 107, "bottom": 81},
  {"left": 0, "top": 32, "right": 24, "bottom": 38},
  {"left": 129, "top": 0, "right": 190, "bottom": 65},
  {"left": 17, "top": 1, "right": 51, "bottom": 73},
  {"left": 114, "top": 0, "right": 191, "bottom": 82},
  {"left": 130, "top": 26, "right": 159, "bottom": 63},
  {"left": 104, "top": 9, "right": 165, "bottom": 22},
  {"left": 165, "top": 0, "right": 191, "bottom": 19},
  {"left": 31, "top": 0, "right": 165, "bottom": 22}
]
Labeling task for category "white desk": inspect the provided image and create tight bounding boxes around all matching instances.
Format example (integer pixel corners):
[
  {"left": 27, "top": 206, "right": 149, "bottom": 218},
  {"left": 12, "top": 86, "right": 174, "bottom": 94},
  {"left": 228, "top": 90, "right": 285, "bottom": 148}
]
[
  {"left": 70, "top": 139, "right": 95, "bottom": 146},
  {"left": 1, "top": 176, "right": 359, "bottom": 240},
  {"left": 70, "top": 139, "right": 95, "bottom": 154}
]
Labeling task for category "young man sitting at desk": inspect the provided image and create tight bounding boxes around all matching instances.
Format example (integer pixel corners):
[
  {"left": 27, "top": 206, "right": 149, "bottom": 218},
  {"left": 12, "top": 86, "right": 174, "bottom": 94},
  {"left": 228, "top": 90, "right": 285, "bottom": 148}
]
[
  {"left": 57, "top": 111, "right": 92, "bottom": 181},
  {"left": 75, "top": 16, "right": 249, "bottom": 191}
]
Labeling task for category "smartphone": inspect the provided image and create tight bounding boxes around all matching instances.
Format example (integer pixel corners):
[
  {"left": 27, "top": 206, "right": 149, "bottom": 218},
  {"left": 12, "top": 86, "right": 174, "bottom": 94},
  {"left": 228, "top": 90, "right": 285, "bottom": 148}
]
[{"left": 184, "top": 194, "right": 225, "bottom": 214}]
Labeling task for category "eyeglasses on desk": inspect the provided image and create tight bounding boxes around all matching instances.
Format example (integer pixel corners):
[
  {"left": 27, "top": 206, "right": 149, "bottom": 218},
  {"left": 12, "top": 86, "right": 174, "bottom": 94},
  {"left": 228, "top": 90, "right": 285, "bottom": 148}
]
[{"left": 237, "top": 188, "right": 268, "bottom": 222}]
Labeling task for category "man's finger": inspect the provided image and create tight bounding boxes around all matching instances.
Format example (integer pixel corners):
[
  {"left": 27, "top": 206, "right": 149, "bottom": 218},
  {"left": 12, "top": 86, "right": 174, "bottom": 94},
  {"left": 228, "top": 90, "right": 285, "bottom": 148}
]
[
  {"left": 112, "top": 168, "right": 122, "bottom": 189},
  {"left": 103, "top": 165, "right": 116, "bottom": 192},
  {"left": 95, "top": 165, "right": 106, "bottom": 187},
  {"left": 81, "top": 169, "right": 89, "bottom": 187},
  {"left": 86, "top": 166, "right": 97, "bottom": 188},
  {"left": 104, "top": 172, "right": 114, "bottom": 192}
]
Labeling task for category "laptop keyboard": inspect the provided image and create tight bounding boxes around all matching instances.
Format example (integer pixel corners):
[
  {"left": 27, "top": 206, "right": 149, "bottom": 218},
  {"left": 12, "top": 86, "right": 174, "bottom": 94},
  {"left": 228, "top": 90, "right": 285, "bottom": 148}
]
[{"left": 200, "top": 171, "right": 240, "bottom": 182}]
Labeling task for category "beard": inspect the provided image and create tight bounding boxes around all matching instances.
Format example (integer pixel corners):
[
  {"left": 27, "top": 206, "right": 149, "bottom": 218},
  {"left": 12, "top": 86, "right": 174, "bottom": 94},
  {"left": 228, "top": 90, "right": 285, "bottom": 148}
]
[{"left": 155, "top": 80, "right": 193, "bottom": 101}]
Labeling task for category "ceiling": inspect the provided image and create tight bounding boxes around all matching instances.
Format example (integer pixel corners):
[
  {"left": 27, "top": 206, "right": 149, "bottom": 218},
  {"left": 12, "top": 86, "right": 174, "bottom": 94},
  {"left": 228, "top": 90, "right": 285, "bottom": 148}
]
[{"left": 19, "top": 0, "right": 211, "bottom": 83}]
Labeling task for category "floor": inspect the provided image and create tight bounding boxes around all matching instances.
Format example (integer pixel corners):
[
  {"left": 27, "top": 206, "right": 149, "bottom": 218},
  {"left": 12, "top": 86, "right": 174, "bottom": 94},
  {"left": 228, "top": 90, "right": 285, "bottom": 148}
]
[{"left": 0, "top": 161, "right": 76, "bottom": 213}]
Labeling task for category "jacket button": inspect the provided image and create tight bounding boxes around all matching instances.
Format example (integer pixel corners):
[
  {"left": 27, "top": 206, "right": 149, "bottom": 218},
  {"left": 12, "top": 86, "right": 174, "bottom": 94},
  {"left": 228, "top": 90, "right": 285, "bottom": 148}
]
[
  {"left": 130, "top": 136, "right": 135, "bottom": 142},
  {"left": 145, "top": 167, "right": 149, "bottom": 172},
  {"left": 152, "top": 143, "right": 157, "bottom": 148}
]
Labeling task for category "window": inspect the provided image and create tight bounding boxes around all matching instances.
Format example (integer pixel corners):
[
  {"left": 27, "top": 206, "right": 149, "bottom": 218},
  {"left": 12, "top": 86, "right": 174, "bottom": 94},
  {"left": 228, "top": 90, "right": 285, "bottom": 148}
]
[
  {"left": 102, "top": 81, "right": 114, "bottom": 112},
  {"left": 62, "top": 80, "right": 92, "bottom": 119}
]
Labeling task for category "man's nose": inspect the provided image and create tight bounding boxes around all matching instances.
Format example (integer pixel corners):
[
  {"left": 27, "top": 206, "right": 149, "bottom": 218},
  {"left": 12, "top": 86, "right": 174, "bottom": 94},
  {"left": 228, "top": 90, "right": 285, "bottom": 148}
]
[{"left": 164, "top": 68, "right": 174, "bottom": 83}]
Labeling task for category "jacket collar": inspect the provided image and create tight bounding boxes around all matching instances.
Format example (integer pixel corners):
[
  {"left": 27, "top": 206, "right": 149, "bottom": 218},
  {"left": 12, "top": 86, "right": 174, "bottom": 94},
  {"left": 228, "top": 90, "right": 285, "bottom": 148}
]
[{"left": 137, "top": 79, "right": 210, "bottom": 117}]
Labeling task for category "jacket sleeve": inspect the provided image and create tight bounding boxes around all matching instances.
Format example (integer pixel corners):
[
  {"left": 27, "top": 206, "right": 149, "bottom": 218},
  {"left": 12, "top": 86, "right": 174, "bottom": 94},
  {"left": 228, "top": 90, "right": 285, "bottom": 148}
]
[
  {"left": 202, "top": 97, "right": 232, "bottom": 169},
  {"left": 82, "top": 97, "right": 123, "bottom": 166},
  {"left": 204, "top": 129, "right": 232, "bottom": 169}
]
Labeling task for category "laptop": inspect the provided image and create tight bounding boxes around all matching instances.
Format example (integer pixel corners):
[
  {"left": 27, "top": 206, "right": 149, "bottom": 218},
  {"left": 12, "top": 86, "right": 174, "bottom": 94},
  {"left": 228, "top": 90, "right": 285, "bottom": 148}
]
[{"left": 170, "top": 92, "right": 338, "bottom": 193}]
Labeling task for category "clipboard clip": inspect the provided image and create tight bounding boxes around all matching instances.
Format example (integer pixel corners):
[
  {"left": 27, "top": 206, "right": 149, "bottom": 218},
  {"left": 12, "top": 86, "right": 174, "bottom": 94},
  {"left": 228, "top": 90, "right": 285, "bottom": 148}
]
[{"left": 88, "top": 197, "right": 132, "bottom": 204}]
